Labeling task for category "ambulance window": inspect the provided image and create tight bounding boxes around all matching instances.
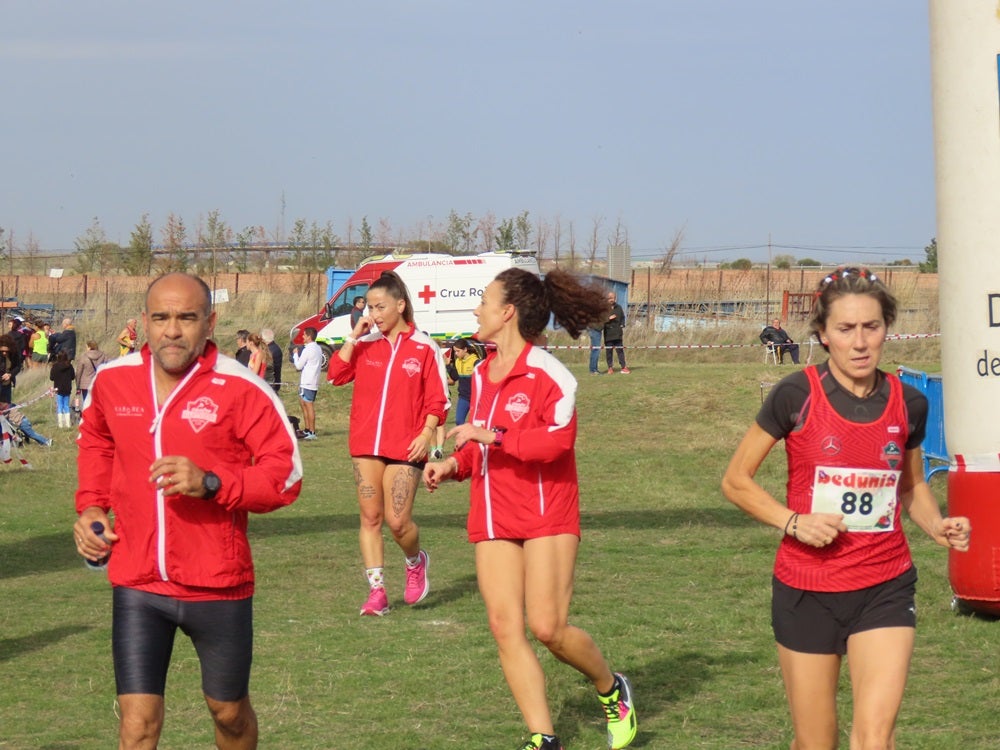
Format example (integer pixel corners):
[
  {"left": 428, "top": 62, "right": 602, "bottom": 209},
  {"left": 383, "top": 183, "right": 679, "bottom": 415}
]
[{"left": 322, "top": 284, "right": 370, "bottom": 321}]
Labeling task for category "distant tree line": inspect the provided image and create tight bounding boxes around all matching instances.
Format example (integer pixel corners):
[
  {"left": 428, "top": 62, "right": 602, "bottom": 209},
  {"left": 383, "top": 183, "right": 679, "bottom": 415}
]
[
  {"left": 719, "top": 239, "right": 938, "bottom": 272},
  {"left": 0, "top": 209, "right": 643, "bottom": 277}
]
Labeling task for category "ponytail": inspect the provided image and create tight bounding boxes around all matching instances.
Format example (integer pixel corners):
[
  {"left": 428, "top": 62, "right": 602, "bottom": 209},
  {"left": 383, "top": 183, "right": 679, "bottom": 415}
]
[{"left": 495, "top": 267, "right": 609, "bottom": 340}]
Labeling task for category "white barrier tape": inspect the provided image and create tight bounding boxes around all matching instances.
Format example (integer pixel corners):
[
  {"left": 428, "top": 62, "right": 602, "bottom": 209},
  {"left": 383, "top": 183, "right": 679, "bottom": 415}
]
[
  {"left": 546, "top": 332, "right": 940, "bottom": 351},
  {"left": 0, "top": 387, "right": 55, "bottom": 415}
]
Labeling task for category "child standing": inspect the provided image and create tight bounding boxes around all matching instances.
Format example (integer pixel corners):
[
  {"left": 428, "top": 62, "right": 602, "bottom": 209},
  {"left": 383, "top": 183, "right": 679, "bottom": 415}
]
[{"left": 49, "top": 351, "right": 75, "bottom": 428}]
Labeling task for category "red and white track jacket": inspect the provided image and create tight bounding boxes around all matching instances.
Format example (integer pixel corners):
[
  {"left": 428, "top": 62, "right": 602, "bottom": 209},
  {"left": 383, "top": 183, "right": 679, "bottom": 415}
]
[
  {"left": 453, "top": 343, "right": 581, "bottom": 542},
  {"left": 75, "top": 341, "right": 302, "bottom": 598},
  {"left": 328, "top": 323, "right": 450, "bottom": 460}
]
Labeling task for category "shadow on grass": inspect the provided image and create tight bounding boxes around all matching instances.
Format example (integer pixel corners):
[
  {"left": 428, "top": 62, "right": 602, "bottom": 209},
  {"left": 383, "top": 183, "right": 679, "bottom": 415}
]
[
  {"left": 423, "top": 572, "right": 479, "bottom": 608},
  {"left": 247, "top": 505, "right": 752, "bottom": 539},
  {"left": 0, "top": 532, "right": 81, "bottom": 579},
  {"left": 556, "top": 649, "right": 750, "bottom": 748},
  {"left": 2, "top": 507, "right": 750, "bottom": 579},
  {"left": 0, "top": 624, "right": 94, "bottom": 664}
]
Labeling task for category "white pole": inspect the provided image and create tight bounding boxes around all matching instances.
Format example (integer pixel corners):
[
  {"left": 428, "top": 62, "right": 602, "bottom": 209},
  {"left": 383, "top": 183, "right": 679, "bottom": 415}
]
[{"left": 929, "top": 0, "right": 1000, "bottom": 612}]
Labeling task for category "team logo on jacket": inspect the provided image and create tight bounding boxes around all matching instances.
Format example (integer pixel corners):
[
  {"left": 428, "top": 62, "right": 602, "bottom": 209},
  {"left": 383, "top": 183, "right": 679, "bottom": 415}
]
[
  {"left": 881, "top": 441, "right": 902, "bottom": 469},
  {"left": 504, "top": 393, "right": 531, "bottom": 422},
  {"left": 401, "top": 357, "right": 421, "bottom": 377},
  {"left": 181, "top": 396, "right": 219, "bottom": 433},
  {"left": 820, "top": 435, "right": 841, "bottom": 456}
]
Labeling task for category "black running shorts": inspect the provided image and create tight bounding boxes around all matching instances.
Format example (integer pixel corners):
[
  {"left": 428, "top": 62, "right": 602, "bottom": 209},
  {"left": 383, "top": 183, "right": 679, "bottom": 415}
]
[
  {"left": 112, "top": 587, "right": 253, "bottom": 701},
  {"left": 771, "top": 566, "right": 917, "bottom": 655}
]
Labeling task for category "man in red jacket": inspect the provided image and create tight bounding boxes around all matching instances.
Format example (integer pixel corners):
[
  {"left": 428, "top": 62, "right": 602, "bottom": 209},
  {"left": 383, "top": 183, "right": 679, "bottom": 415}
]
[{"left": 73, "top": 273, "right": 302, "bottom": 750}]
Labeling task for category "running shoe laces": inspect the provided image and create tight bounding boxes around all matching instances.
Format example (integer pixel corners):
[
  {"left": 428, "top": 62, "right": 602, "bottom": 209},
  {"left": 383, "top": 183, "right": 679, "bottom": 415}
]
[
  {"left": 598, "top": 673, "right": 637, "bottom": 749},
  {"left": 403, "top": 549, "right": 430, "bottom": 605}
]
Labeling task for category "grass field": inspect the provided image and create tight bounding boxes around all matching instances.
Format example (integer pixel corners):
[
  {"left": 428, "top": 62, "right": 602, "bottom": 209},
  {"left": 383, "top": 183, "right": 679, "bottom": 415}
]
[{"left": 1, "top": 351, "right": 995, "bottom": 749}]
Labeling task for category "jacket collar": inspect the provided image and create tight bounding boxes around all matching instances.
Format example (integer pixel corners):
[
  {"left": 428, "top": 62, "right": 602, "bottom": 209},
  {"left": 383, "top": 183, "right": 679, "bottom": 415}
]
[
  {"left": 482, "top": 341, "right": 534, "bottom": 382},
  {"left": 374, "top": 321, "right": 416, "bottom": 346}
]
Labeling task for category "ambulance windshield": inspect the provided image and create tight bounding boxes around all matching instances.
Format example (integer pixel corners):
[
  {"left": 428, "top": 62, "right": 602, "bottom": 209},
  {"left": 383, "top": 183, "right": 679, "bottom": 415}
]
[{"left": 322, "top": 283, "right": 370, "bottom": 322}]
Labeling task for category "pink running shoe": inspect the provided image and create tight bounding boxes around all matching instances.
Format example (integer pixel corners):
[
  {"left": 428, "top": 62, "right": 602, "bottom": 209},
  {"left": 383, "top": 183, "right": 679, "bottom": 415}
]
[
  {"left": 360, "top": 586, "right": 390, "bottom": 616},
  {"left": 404, "top": 549, "right": 430, "bottom": 605}
]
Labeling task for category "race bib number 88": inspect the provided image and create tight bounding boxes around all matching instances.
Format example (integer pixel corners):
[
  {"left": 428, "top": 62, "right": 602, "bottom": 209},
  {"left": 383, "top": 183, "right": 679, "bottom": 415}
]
[{"left": 811, "top": 466, "right": 899, "bottom": 532}]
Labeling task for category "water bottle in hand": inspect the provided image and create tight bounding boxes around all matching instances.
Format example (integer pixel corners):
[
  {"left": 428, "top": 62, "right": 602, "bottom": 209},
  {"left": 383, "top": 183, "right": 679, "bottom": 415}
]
[{"left": 85, "top": 521, "right": 111, "bottom": 571}]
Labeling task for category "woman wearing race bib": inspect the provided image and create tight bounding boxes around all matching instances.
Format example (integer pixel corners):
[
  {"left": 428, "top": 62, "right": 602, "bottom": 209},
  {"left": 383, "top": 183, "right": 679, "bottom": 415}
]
[{"left": 722, "top": 267, "right": 970, "bottom": 749}]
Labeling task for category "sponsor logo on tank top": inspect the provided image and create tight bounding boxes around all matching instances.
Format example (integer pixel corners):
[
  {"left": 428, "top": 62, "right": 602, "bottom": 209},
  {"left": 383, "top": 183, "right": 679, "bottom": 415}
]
[
  {"left": 881, "top": 440, "right": 902, "bottom": 469},
  {"left": 816, "top": 468, "right": 898, "bottom": 489}
]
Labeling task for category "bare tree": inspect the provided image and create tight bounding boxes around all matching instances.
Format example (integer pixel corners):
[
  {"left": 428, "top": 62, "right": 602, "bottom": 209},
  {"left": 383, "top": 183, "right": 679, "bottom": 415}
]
[
  {"left": 659, "top": 224, "right": 686, "bottom": 275},
  {"left": 586, "top": 215, "right": 604, "bottom": 272},
  {"left": 0, "top": 227, "right": 8, "bottom": 274},
  {"left": 551, "top": 216, "right": 562, "bottom": 265},
  {"left": 23, "top": 232, "right": 41, "bottom": 276},
  {"left": 567, "top": 220, "right": 577, "bottom": 270},
  {"left": 607, "top": 217, "right": 628, "bottom": 252},
  {"left": 477, "top": 212, "right": 497, "bottom": 253},
  {"left": 375, "top": 217, "right": 393, "bottom": 248},
  {"left": 534, "top": 216, "right": 549, "bottom": 264}
]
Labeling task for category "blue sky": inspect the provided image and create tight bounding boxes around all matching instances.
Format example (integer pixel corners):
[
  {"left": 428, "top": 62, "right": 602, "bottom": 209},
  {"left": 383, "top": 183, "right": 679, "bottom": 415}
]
[{"left": 2, "top": 1, "right": 936, "bottom": 265}]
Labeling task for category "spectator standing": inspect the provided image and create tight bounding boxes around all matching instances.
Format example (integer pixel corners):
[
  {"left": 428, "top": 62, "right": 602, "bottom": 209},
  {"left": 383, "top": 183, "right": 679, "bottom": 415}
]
[
  {"left": 116, "top": 318, "right": 138, "bottom": 357},
  {"left": 29, "top": 322, "right": 50, "bottom": 366},
  {"left": 423, "top": 268, "right": 637, "bottom": 750},
  {"left": 49, "top": 351, "right": 75, "bottom": 428},
  {"left": 262, "top": 328, "right": 282, "bottom": 394},
  {"left": 446, "top": 338, "right": 479, "bottom": 425},
  {"left": 76, "top": 340, "right": 109, "bottom": 403},
  {"left": 328, "top": 271, "right": 449, "bottom": 617},
  {"left": 234, "top": 329, "right": 251, "bottom": 367},
  {"left": 72, "top": 272, "right": 302, "bottom": 749},
  {"left": 603, "top": 292, "right": 630, "bottom": 374},
  {"left": 587, "top": 326, "right": 604, "bottom": 375},
  {"left": 247, "top": 334, "right": 274, "bottom": 384},
  {"left": 8, "top": 318, "right": 29, "bottom": 367},
  {"left": 292, "top": 326, "right": 323, "bottom": 440},
  {"left": 49, "top": 318, "right": 77, "bottom": 361},
  {"left": 0, "top": 334, "right": 23, "bottom": 403}
]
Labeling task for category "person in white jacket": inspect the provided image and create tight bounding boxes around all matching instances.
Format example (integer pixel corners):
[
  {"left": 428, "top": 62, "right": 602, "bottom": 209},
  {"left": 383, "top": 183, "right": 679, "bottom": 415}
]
[{"left": 292, "top": 326, "right": 323, "bottom": 440}]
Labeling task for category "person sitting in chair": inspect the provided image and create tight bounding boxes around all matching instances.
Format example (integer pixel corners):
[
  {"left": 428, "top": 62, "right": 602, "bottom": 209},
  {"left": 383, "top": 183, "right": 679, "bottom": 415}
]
[{"left": 760, "top": 318, "right": 800, "bottom": 364}]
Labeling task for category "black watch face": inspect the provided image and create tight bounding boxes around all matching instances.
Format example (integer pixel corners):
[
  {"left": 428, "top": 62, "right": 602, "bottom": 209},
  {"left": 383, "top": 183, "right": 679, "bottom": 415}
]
[{"left": 204, "top": 472, "right": 221, "bottom": 495}]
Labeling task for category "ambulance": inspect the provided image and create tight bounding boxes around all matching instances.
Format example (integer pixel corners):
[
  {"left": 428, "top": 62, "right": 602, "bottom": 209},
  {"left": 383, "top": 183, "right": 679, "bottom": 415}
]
[{"left": 289, "top": 249, "right": 540, "bottom": 362}]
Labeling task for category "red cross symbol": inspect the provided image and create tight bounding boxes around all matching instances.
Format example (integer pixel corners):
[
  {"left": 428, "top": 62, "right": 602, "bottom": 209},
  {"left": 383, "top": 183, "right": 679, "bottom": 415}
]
[{"left": 418, "top": 285, "right": 436, "bottom": 304}]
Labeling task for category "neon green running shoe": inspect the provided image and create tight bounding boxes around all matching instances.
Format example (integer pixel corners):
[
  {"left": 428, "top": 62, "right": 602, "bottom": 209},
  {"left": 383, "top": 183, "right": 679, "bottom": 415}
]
[
  {"left": 598, "top": 673, "right": 637, "bottom": 749},
  {"left": 518, "top": 734, "right": 562, "bottom": 750}
]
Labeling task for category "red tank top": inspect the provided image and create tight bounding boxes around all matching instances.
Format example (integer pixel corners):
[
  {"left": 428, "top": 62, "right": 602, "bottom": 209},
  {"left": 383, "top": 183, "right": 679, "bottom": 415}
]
[{"left": 775, "top": 366, "right": 913, "bottom": 591}]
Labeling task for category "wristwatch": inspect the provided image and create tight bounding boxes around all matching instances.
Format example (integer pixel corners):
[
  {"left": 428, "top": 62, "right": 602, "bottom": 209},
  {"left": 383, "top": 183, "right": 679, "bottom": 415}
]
[
  {"left": 202, "top": 471, "right": 222, "bottom": 500},
  {"left": 491, "top": 426, "right": 508, "bottom": 447}
]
